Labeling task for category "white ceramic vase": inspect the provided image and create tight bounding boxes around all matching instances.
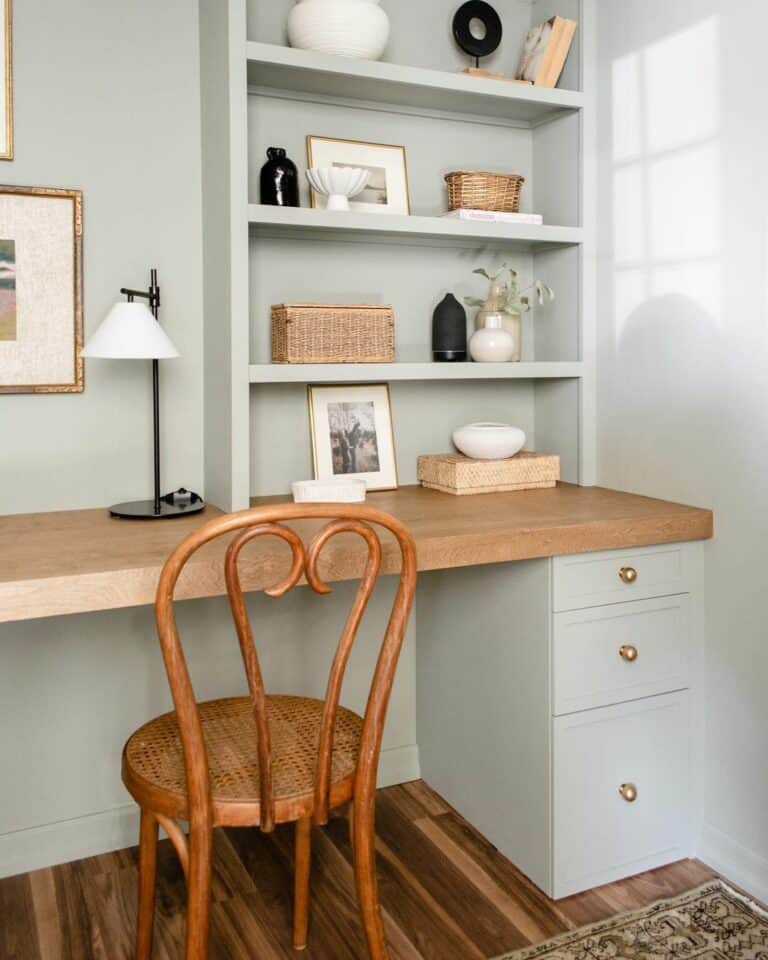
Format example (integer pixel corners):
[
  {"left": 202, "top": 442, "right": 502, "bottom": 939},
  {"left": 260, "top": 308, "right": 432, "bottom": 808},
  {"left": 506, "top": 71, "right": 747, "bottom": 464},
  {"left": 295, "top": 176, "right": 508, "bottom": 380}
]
[
  {"left": 452, "top": 423, "right": 527, "bottom": 460},
  {"left": 288, "top": 0, "right": 390, "bottom": 61},
  {"left": 469, "top": 315, "right": 516, "bottom": 362}
]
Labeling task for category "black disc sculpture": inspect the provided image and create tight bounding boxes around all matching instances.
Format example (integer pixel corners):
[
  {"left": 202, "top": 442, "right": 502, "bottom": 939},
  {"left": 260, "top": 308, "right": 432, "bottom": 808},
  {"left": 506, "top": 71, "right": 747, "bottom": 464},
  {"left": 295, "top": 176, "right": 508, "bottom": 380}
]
[{"left": 452, "top": 0, "right": 503, "bottom": 69}]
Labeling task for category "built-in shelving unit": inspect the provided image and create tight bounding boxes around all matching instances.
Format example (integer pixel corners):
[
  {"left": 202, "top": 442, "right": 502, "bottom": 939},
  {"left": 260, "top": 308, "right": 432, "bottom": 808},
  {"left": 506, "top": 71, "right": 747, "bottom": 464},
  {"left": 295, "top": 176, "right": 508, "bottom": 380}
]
[
  {"left": 249, "top": 361, "right": 585, "bottom": 384},
  {"left": 246, "top": 41, "right": 584, "bottom": 127},
  {"left": 248, "top": 205, "right": 584, "bottom": 250},
  {"left": 200, "top": 0, "right": 594, "bottom": 511}
]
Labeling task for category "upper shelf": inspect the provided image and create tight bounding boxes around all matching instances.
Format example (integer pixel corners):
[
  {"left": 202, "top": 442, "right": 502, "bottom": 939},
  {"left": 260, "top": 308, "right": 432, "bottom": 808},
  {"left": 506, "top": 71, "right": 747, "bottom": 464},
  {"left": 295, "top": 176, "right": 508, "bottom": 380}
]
[
  {"left": 249, "top": 205, "right": 583, "bottom": 251},
  {"left": 249, "top": 361, "right": 584, "bottom": 384},
  {"left": 246, "top": 42, "right": 584, "bottom": 128}
]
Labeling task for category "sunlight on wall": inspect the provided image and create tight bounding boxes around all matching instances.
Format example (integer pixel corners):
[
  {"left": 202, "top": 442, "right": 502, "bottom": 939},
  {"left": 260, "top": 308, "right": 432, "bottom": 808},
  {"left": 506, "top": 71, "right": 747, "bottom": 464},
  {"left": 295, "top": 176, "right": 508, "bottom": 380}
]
[{"left": 611, "top": 16, "right": 721, "bottom": 342}]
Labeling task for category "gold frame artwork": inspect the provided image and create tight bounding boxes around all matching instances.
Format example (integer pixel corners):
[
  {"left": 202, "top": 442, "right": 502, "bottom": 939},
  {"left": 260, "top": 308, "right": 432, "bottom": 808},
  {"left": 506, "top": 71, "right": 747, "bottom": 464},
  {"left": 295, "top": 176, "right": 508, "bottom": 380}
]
[
  {"left": 0, "top": 185, "right": 84, "bottom": 394},
  {"left": 0, "top": 0, "right": 12, "bottom": 160},
  {"left": 306, "top": 135, "right": 411, "bottom": 215},
  {"left": 308, "top": 382, "right": 399, "bottom": 492}
]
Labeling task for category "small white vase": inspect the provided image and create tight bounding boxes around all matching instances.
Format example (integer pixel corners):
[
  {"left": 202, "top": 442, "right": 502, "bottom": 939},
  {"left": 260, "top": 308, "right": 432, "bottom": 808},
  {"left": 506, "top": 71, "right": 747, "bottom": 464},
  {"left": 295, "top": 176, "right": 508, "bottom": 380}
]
[
  {"left": 288, "top": 0, "right": 390, "bottom": 61},
  {"left": 469, "top": 315, "right": 516, "bottom": 363},
  {"left": 453, "top": 423, "right": 527, "bottom": 460}
]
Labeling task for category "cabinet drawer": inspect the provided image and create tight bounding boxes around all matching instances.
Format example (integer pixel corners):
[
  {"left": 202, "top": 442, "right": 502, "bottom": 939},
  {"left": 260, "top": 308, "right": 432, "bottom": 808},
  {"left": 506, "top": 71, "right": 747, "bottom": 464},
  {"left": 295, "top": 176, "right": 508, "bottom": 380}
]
[
  {"left": 553, "top": 544, "right": 687, "bottom": 612},
  {"left": 552, "top": 692, "right": 691, "bottom": 899},
  {"left": 553, "top": 595, "right": 690, "bottom": 715}
]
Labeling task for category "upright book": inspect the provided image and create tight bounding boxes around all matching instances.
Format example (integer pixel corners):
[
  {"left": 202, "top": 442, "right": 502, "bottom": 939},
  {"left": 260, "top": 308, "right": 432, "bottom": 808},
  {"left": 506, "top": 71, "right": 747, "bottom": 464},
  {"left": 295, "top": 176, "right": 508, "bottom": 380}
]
[{"left": 516, "top": 16, "right": 577, "bottom": 88}]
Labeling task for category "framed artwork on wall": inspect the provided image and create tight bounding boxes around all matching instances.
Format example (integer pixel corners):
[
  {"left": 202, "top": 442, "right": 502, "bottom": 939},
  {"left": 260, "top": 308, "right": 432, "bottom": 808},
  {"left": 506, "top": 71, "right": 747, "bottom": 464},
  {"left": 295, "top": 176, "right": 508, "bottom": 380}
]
[
  {"left": 0, "top": 185, "right": 84, "bottom": 394},
  {"left": 308, "top": 383, "right": 398, "bottom": 491},
  {"left": 0, "top": 0, "right": 11, "bottom": 160},
  {"left": 306, "top": 136, "right": 411, "bottom": 215}
]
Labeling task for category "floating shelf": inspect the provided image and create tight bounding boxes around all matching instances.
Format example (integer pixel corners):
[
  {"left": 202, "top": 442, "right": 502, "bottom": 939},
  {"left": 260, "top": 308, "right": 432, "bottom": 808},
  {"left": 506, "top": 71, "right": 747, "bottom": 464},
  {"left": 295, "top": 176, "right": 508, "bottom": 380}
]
[
  {"left": 248, "top": 205, "right": 583, "bottom": 251},
  {"left": 246, "top": 42, "right": 584, "bottom": 128},
  {"left": 248, "top": 362, "right": 584, "bottom": 384}
]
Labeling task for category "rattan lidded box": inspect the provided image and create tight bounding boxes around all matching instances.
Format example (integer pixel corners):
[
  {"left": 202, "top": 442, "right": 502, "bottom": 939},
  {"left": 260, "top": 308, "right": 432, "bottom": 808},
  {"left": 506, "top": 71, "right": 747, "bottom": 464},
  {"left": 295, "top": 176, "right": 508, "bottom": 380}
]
[
  {"left": 271, "top": 303, "right": 395, "bottom": 363},
  {"left": 418, "top": 451, "right": 560, "bottom": 495}
]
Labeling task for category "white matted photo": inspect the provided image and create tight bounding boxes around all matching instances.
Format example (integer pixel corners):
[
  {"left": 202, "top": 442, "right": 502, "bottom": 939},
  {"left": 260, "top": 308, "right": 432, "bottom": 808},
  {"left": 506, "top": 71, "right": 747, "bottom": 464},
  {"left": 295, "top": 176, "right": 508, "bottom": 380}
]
[
  {"left": 307, "top": 136, "right": 411, "bottom": 215},
  {"left": 308, "top": 383, "right": 398, "bottom": 491}
]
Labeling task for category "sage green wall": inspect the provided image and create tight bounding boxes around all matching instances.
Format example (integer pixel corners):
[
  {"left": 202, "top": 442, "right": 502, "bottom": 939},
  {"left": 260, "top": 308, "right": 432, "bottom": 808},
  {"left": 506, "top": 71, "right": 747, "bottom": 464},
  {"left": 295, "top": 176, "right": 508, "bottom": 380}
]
[{"left": 0, "top": 0, "right": 204, "bottom": 515}]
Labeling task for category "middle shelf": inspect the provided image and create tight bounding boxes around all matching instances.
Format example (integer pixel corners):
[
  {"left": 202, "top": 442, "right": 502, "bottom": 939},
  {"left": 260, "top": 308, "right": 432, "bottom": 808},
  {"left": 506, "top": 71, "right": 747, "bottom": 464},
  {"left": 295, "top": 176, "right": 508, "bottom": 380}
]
[
  {"left": 248, "top": 204, "right": 584, "bottom": 250},
  {"left": 248, "top": 361, "right": 584, "bottom": 384}
]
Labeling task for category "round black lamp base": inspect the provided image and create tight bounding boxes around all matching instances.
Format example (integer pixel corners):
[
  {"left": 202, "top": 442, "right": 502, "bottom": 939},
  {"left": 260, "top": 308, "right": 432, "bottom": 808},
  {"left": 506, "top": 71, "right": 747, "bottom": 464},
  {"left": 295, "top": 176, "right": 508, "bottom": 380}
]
[{"left": 110, "top": 497, "right": 206, "bottom": 520}]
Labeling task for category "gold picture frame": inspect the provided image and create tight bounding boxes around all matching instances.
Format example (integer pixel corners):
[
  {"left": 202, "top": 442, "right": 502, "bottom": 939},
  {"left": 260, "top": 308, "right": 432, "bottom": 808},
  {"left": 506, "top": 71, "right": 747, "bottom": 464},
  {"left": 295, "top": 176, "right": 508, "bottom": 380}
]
[
  {"left": 0, "top": 185, "right": 84, "bottom": 394},
  {"left": 308, "top": 383, "right": 399, "bottom": 491},
  {"left": 0, "top": 0, "right": 12, "bottom": 161},
  {"left": 306, "top": 135, "right": 411, "bottom": 215}
]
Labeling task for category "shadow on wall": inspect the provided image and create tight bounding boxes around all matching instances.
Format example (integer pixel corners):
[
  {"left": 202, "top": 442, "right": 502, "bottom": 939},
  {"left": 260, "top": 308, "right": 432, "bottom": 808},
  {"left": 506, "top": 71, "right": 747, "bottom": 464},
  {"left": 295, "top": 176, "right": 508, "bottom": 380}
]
[{"left": 604, "top": 292, "right": 728, "bottom": 501}]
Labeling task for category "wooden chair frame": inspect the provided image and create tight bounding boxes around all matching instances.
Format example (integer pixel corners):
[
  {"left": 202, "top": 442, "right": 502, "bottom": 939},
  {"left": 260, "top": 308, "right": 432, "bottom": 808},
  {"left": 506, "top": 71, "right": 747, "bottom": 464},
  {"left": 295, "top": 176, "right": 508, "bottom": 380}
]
[{"left": 122, "top": 504, "right": 418, "bottom": 960}]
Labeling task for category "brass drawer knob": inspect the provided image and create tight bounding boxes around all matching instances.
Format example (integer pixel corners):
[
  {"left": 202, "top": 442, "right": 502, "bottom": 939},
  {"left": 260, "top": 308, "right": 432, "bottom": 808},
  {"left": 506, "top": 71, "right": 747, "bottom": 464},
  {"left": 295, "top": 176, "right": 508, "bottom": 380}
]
[
  {"left": 619, "top": 644, "right": 639, "bottom": 662},
  {"left": 619, "top": 566, "right": 638, "bottom": 584},
  {"left": 619, "top": 782, "right": 638, "bottom": 803}
]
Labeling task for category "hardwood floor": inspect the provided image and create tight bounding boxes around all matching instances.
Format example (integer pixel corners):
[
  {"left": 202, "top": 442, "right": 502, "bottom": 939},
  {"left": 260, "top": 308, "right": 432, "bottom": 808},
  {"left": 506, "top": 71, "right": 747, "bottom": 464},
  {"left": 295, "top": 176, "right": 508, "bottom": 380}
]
[{"left": 0, "top": 780, "right": 715, "bottom": 960}]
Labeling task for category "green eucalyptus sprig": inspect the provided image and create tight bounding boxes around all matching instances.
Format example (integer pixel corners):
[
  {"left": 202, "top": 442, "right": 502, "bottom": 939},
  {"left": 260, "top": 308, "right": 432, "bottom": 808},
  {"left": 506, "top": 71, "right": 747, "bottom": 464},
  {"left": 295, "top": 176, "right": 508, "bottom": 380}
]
[{"left": 465, "top": 264, "right": 555, "bottom": 315}]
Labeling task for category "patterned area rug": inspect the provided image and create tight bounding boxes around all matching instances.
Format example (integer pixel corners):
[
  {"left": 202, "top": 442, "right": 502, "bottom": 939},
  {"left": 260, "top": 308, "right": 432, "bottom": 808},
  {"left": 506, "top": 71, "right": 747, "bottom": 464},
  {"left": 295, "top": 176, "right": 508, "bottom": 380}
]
[{"left": 493, "top": 881, "right": 768, "bottom": 960}]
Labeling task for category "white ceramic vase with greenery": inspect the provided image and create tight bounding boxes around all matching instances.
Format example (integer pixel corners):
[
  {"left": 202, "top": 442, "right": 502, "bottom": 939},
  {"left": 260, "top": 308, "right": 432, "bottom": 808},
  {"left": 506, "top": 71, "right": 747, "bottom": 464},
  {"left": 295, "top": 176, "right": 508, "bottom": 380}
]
[{"left": 465, "top": 264, "right": 555, "bottom": 363}]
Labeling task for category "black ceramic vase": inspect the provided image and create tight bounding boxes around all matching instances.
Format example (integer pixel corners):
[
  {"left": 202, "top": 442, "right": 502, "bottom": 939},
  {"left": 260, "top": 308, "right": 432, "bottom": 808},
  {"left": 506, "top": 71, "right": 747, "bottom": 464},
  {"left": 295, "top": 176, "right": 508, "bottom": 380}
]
[
  {"left": 260, "top": 147, "right": 300, "bottom": 207},
  {"left": 432, "top": 293, "right": 468, "bottom": 362}
]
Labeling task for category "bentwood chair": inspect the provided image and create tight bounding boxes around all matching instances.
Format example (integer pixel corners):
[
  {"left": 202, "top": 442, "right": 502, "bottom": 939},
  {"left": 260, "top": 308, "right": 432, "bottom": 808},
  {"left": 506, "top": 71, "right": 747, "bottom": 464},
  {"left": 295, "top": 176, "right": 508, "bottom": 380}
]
[{"left": 121, "top": 504, "right": 417, "bottom": 960}]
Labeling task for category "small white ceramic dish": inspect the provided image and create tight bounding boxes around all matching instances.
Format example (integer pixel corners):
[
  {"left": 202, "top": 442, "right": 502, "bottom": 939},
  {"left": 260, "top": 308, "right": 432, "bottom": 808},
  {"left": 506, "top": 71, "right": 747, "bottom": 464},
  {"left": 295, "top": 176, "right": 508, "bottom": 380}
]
[
  {"left": 452, "top": 422, "right": 527, "bottom": 460},
  {"left": 306, "top": 166, "right": 370, "bottom": 211},
  {"left": 291, "top": 478, "right": 367, "bottom": 503}
]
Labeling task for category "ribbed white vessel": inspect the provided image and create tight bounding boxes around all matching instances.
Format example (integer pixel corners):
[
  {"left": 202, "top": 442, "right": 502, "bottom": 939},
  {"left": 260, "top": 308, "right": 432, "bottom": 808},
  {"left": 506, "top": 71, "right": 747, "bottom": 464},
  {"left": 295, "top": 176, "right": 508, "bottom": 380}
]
[{"left": 288, "top": 0, "right": 390, "bottom": 60}]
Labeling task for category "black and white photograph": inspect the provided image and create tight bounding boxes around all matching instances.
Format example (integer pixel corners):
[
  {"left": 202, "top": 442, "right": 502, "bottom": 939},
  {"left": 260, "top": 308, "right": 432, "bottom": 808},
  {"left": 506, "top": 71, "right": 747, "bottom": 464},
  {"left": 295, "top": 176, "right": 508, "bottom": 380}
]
[
  {"left": 307, "top": 135, "right": 410, "bottom": 214},
  {"left": 308, "top": 383, "right": 398, "bottom": 490}
]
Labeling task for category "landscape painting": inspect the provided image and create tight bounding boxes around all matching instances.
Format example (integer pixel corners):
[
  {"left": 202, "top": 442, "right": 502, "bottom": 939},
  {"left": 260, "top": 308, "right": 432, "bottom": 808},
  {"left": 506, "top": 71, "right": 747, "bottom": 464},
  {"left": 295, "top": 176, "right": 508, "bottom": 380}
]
[
  {"left": 0, "top": 237, "right": 15, "bottom": 340},
  {"left": 328, "top": 401, "right": 381, "bottom": 475}
]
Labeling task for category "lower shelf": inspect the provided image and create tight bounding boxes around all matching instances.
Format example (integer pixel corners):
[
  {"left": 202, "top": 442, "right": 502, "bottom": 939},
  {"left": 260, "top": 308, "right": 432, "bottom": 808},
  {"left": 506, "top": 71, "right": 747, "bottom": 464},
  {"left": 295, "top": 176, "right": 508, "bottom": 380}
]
[{"left": 248, "top": 361, "right": 585, "bottom": 384}]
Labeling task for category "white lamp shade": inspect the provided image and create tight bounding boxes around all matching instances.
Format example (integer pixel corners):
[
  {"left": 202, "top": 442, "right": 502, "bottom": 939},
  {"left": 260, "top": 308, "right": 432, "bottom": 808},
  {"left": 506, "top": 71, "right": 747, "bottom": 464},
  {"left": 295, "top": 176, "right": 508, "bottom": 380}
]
[{"left": 81, "top": 301, "right": 179, "bottom": 359}]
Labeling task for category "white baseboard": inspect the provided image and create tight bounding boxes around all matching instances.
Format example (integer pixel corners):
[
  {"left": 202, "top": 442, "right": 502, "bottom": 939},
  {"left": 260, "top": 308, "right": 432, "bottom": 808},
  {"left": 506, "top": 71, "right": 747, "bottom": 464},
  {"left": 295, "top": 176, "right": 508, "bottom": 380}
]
[
  {"left": 0, "top": 743, "right": 421, "bottom": 880},
  {"left": 698, "top": 823, "right": 768, "bottom": 904}
]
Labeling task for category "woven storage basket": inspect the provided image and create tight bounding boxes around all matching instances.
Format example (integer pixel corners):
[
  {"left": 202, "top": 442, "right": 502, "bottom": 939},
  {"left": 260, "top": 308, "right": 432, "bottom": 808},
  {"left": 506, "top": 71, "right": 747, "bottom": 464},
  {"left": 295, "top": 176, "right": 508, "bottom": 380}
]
[
  {"left": 417, "top": 451, "right": 559, "bottom": 495},
  {"left": 271, "top": 303, "right": 395, "bottom": 364},
  {"left": 444, "top": 171, "right": 525, "bottom": 214}
]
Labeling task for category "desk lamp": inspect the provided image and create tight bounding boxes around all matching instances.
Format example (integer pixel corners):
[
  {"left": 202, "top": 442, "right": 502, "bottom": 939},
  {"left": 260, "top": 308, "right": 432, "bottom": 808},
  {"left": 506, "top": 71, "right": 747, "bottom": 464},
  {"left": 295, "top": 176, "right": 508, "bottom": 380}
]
[{"left": 82, "top": 268, "right": 205, "bottom": 519}]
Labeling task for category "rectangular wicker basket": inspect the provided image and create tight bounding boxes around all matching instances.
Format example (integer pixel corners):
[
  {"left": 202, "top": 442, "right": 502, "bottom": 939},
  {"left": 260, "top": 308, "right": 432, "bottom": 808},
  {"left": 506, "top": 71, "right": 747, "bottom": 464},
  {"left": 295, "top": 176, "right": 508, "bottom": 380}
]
[
  {"left": 417, "top": 451, "right": 560, "bottom": 495},
  {"left": 444, "top": 171, "right": 525, "bottom": 214},
  {"left": 271, "top": 303, "right": 395, "bottom": 364}
]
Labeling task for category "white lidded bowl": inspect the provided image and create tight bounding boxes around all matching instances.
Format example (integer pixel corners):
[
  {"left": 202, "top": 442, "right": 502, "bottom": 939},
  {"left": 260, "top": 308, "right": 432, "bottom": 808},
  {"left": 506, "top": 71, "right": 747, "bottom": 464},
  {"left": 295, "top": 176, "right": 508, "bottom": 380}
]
[
  {"left": 288, "top": 0, "right": 390, "bottom": 61},
  {"left": 452, "top": 422, "right": 527, "bottom": 461},
  {"left": 306, "top": 165, "right": 370, "bottom": 210}
]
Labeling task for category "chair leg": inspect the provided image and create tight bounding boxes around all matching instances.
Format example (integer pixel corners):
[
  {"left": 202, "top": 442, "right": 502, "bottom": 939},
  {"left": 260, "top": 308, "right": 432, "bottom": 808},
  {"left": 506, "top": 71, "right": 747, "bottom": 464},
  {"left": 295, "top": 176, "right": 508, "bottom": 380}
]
[
  {"left": 352, "top": 800, "right": 389, "bottom": 960},
  {"left": 293, "top": 817, "right": 312, "bottom": 950},
  {"left": 136, "top": 809, "right": 158, "bottom": 960},
  {"left": 184, "top": 825, "right": 213, "bottom": 960}
]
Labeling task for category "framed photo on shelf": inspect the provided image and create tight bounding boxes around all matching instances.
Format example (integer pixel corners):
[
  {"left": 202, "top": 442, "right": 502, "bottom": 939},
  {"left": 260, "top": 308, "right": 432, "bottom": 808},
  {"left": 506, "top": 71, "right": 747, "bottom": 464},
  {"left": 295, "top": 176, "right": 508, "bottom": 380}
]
[
  {"left": 307, "top": 136, "right": 411, "bottom": 215},
  {"left": 0, "top": 185, "right": 84, "bottom": 394},
  {"left": 0, "top": 0, "right": 11, "bottom": 160},
  {"left": 308, "top": 383, "right": 398, "bottom": 491}
]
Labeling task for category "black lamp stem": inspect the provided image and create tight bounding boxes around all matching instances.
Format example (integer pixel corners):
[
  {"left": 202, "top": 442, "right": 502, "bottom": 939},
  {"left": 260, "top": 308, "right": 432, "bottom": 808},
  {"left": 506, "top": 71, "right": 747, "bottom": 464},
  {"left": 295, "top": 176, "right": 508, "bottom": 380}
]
[{"left": 149, "top": 269, "right": 162, "bottom": 515}]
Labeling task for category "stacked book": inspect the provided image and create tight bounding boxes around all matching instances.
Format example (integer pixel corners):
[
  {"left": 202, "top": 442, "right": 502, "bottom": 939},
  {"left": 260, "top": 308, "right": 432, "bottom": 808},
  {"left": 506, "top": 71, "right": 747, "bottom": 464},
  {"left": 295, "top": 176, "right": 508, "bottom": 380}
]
[{"left": 443, "top": 209, "right": 543, "bottom": 225}]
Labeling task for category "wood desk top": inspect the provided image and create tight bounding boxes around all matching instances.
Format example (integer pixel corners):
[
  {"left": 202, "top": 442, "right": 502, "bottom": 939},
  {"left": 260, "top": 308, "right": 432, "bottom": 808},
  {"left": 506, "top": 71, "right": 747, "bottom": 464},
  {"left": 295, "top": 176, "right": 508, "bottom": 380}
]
[{"left": 0, "top": 484, "right": 712, "bottom": 624}]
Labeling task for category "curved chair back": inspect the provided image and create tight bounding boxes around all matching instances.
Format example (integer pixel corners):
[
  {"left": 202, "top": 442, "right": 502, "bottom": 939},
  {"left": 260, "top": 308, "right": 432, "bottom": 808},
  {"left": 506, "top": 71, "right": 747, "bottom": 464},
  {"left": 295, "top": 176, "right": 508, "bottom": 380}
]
[{"left": 154, "top": 504, "right": 418, "bottom": 834}]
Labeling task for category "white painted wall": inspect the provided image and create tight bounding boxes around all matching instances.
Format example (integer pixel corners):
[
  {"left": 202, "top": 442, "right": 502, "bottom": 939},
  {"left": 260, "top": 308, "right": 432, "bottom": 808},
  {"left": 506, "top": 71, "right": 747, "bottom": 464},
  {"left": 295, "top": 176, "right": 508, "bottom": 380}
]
[
  {"left": 595, "top": 0, "right": 768, "bottom": 898},
  {"left": 0, "top": 0, "right": 205, "bottom": 515}
]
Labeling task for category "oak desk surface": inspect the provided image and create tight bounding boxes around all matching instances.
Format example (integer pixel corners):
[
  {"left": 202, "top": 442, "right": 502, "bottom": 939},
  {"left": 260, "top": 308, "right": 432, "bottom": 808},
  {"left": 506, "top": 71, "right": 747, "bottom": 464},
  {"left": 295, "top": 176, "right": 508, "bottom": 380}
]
[{"left": 0, "top": 484, "right": 713, "bottom": 624}]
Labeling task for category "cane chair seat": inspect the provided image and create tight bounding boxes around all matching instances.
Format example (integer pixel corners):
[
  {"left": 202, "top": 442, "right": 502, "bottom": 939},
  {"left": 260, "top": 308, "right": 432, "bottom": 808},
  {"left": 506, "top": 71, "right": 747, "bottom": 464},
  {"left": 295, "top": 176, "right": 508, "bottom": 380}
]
[{"left": 123, "top": 694, "right": 363, "bottom": 825}]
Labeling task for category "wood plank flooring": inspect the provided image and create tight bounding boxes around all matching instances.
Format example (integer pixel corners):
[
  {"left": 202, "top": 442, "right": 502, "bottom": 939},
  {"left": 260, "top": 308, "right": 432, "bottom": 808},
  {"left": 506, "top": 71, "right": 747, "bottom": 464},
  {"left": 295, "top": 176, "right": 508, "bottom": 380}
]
[{"left": 0, "top": 780, "right": 715, "bottom": 960}]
